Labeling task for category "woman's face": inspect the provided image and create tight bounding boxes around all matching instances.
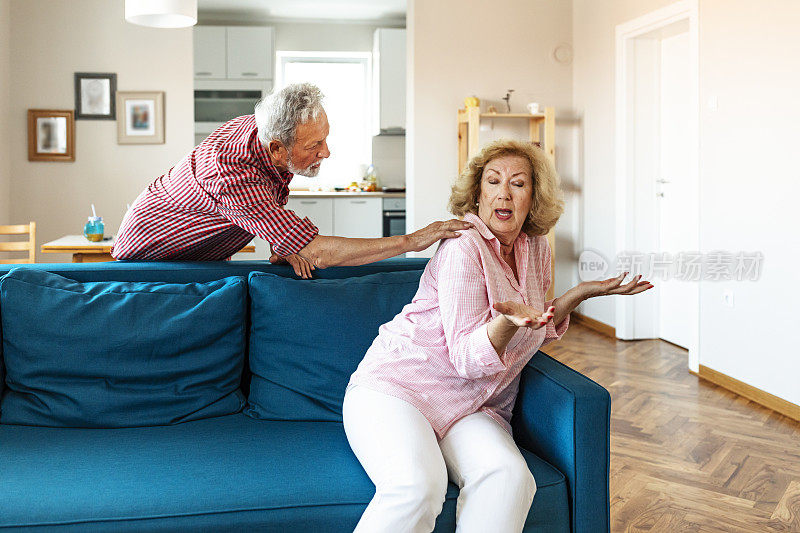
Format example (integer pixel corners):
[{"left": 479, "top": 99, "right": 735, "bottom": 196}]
[{"left": 477, "top": 154, "right": 534, "bottom": 246}]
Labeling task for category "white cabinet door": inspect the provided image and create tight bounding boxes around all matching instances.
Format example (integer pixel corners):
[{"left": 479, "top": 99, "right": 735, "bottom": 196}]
[
  {"left": 374, "top": 28, "right": 406, "bottom": 132},
  {"left": 286, "top": 198, "right": 334, "bottom": 236},
  {"left": 227, "top": 27, "right": 274, "bottom": 80},
  {"left": 334, "top": 198, "right": 383, "bottom": 238},
  {"left": 193, "top": 26, "right": 227, "bottom": 79}
]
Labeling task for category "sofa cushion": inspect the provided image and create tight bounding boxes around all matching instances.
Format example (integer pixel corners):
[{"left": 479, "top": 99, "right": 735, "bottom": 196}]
[
  {"left": 0, "top": 415, "right": 569, "bottom": 531},
  {"left": 0, "top": 268, "right": 247, "bottom": 428},
  {"left": 245, "top": 270, "right": 423, "bottom": 421}
]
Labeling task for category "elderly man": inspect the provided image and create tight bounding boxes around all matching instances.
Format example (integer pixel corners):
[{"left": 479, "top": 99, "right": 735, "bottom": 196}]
[{"left": 112, "top": 83, "right": 471, "bottom": 277}]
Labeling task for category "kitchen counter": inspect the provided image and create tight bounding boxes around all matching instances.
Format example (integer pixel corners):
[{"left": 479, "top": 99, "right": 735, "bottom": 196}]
[{"left": 288, "top": 190, "right": 405, "bottom": 198}]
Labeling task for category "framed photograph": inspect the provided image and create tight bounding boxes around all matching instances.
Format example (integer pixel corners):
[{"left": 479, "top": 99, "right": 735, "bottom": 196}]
[
  {"left": 27, "top": 109, "right": 75, "bottom": 162},
  {"left": 116, "top": 91, "right": 165, "bottom": 144},
  {"left": 74, "top": 72, "right": 117, "bottom": 120}
]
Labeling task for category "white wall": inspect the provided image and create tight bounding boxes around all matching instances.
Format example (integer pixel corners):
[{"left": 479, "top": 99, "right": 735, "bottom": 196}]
[
  {"left": 697, "top": 0, "right": 800, "bottom": 404},
  {"left": 0, "top": 0, "right": 10, "bottom": 225},
  {"left": 406, "top": 0, "right": 578, "bottom": 317},
  {"left": 573, "top": 0, "right": 800, "bottom": 405},
  {"left": 7, "top": 0, "right": 194, "bottom": 262}
]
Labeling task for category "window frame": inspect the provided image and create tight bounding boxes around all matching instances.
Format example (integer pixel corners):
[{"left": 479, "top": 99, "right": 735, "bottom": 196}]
[{"left": 275, "top": 51, "right": 373, "bottom": 187}]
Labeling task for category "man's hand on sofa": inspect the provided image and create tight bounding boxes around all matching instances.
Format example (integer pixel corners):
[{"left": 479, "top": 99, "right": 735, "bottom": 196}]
[{"left": 269, "top": 253, "right": 315, "bottom": 279}]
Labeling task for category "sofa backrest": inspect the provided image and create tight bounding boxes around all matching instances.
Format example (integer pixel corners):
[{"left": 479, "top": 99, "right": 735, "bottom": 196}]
[
  {"left": 0, "top": 259, "right": 429, "bottom": 397},
  {"left": 0, "top": 259, "right": 429, "bottom": 284}
]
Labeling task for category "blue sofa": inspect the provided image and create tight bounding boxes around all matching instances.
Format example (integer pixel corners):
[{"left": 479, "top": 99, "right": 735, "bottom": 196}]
[{"left": 0, "top": 260, "right": 610, "bottom": 532}]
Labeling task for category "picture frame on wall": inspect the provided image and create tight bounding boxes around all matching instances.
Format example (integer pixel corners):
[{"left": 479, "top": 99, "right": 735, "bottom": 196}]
[
  {"left": 116, "top": 91, "right": 165, "bottom": 145},
  {"left": 27, "top": 109, "right": 75, "bottom": 162},
  {"left": 74, "top": 72, "right": 117, "bottom": 120}
]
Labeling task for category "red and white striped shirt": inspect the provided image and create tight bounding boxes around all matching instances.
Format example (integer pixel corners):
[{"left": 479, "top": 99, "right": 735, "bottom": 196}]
[
  {"left": 111, "top": 115, "right": 319, "bottom": 261},
  {"left": 346, "top": 212, "right": 570, "bottom": 442}
]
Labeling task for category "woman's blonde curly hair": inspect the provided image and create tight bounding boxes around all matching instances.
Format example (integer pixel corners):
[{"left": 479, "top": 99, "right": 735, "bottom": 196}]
[{"left": 448, "top": 139, "right": 565, "bottom": 236}]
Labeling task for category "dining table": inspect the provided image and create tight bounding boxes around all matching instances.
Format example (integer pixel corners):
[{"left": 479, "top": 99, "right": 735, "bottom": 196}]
[{"left": 41, "top": 235, "right": 256, "bottom": 263}]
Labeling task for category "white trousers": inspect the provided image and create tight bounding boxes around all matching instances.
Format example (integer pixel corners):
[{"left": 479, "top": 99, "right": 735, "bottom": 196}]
[{"left": 342, "top": 384, "right": 536, "bottom": 533}]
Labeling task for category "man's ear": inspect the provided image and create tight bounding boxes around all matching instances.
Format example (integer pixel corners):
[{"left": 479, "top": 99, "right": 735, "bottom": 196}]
[{"left": 267, "top": 140, "right": 288, "bottom": 166}]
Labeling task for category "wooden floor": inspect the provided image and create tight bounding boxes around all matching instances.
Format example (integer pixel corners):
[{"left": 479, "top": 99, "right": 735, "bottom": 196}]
[{"left": 546, "top": 322, "right": 800, "bottom": 532}]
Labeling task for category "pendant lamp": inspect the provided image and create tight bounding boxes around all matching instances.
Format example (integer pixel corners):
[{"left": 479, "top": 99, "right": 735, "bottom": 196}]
[{"left": 125, "top": 0, "right": 198, "bottom": 28}]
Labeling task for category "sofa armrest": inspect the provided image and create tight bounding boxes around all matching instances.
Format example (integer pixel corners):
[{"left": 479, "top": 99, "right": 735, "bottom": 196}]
[{"left": 511, "top": 350, "right": 611, "bottom": 533}]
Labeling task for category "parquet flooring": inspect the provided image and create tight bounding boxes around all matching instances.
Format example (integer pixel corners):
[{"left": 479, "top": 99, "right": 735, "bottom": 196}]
[{"left": 546, "top": 322, "right": 800, "bottom": 532}]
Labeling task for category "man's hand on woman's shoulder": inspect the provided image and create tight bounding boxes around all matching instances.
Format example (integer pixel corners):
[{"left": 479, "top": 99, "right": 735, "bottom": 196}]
[{"left": 406, "top": 219, "right": 474, "bottom": 253}]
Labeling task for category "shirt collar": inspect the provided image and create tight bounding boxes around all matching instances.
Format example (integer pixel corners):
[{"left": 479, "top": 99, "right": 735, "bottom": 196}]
[{"left": 463, "top": 211, "right": 531, "bottom": 290}]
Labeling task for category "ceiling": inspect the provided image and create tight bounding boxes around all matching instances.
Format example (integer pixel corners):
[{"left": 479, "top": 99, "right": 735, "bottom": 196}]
[{"left": 197, "top": 0, "right": 406, "bottom": 24}]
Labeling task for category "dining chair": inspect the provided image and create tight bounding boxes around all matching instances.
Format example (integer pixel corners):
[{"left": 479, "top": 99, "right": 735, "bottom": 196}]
[{"left": 0, "top": 221, "right": 36, "bottom": 264}]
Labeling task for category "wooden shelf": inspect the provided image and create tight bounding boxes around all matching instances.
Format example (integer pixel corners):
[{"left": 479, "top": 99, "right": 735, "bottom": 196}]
[
  {"left": 457, "top": 105, "right": 557, "bottom": 300},
  {"left": 457, "top": 110, "right": 547, "bottom": 123}
]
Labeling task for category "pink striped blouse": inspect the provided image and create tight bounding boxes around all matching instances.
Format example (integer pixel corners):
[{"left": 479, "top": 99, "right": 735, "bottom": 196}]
[{"left": 346, "top": 212, "right": 570, "bottom": 442}]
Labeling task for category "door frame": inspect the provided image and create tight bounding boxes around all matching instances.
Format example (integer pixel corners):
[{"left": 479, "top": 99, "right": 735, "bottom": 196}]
[{"left": 614, "top": 0, "right": 700, "bottom": 370}]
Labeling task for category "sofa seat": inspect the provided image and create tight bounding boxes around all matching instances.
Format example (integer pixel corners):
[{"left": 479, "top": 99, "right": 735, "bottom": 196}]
[{"left": 0, "top": 413, "right": 569, "bottom": 532}]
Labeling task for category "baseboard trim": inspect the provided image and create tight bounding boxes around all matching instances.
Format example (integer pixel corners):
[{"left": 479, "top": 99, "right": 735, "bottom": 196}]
[
  {"left": 571, "top": 312, "right": 616, "bottom": 338},
  {"left": 693, "top": 364, "right": 800, "bottom": 422}
]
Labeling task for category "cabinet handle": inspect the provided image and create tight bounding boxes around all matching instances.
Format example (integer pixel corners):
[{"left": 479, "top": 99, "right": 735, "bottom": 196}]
[
  {"left": 350, "top": 200, "right": 367, "bottom": 204},
  {"left": 241, "top": 72, "right": 258, "bottom": 76},
  {"left": 299, "top": 201, "right": 318, "bottom": 205},
  {"left": 195, "top": 71, "right": 212, "bottom": 76}
]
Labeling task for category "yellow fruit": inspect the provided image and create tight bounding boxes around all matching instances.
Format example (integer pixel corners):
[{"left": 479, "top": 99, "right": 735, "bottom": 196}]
[{"left": 464, "top": 96, "right": 480, "bottom": 108}]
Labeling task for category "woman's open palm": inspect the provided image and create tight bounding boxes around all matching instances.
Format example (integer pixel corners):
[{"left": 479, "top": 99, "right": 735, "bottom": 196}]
[
  {"left": 493, "top": 301, "right": 555, "bottom": 329},
  {"left": 582, "top": 271, "right": 653, "bottom": 298}
]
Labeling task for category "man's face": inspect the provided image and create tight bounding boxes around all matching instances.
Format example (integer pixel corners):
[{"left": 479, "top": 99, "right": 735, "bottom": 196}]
[{"left": 287, "top": 110, "right": 331, "bottom": 177}]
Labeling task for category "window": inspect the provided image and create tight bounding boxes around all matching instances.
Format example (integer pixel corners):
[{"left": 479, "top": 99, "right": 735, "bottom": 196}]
[{"left": 276, "top": 51, "right": 372, "bottom": 189}]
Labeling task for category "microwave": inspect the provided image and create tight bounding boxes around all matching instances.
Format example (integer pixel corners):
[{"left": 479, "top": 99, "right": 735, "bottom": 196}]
[{"left": 194, "top": 80, "right": 271, "bottom": 141}]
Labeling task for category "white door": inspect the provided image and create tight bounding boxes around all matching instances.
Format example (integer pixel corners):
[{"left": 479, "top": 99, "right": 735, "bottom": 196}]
[{"left": 657, "top": 31, "right": 695, "bottom": 349}]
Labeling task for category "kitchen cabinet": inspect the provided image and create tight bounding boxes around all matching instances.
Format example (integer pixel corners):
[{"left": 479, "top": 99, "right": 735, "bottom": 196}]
[
  {"left": 372, "top": 28, "right": 406, "bottom": 134},
  {"left": 334, "top": 198, "right": 383, "bottom": 238},
  {"left": 285, "top": 197, "right": 382, "bottom": 238},
  {"left": 227, "top": 27, "right": 274, "bottom": 80},
  {"left": 286, "top": 198, "right": 334, "bottom": 237},
  {"left": 193, "top": 26, "right": 274, "bottom": 80},
  {"left": 193, "top": 26, "right": 227, "bottom": 79},
  {"left": 234, "top": 195, "right": 390, "bottom": 260}
]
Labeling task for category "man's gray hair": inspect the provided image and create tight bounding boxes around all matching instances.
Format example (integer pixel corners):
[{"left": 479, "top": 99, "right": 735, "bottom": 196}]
[{"left": 255, "top": 83, "right": 325, "bottom": 148}]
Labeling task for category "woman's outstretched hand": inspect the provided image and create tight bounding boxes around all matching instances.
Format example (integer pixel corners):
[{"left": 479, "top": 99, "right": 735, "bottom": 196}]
[
  {"left": 492, "top": 301, "right": 555, "bottom": 329},
  {"left": 580, "top": 271, "right": 653, "bottom": 299}
]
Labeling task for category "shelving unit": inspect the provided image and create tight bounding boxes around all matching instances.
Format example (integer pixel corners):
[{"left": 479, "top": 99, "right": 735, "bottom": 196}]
[{"left": 457, "top": 106, "right": 558, "bottom": 301}]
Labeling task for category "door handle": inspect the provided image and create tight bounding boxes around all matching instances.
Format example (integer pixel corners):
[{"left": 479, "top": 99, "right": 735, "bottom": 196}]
[{"left": 656, "top": 179, "right": 671, "bottom": 184}]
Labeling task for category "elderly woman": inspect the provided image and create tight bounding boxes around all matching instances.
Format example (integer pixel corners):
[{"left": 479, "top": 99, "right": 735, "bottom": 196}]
[{"left": 343, "top": 139, "right": 652, "bottom": 533}]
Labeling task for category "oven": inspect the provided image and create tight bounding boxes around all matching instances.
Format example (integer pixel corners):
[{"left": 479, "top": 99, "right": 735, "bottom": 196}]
[{"left": 383, "top": 197, "right": 406, "bottom": 238}]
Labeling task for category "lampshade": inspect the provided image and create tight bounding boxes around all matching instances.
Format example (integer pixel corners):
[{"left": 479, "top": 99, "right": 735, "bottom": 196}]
[{"left": 125, "top": 0, "right": 197, "bottom": 28}]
